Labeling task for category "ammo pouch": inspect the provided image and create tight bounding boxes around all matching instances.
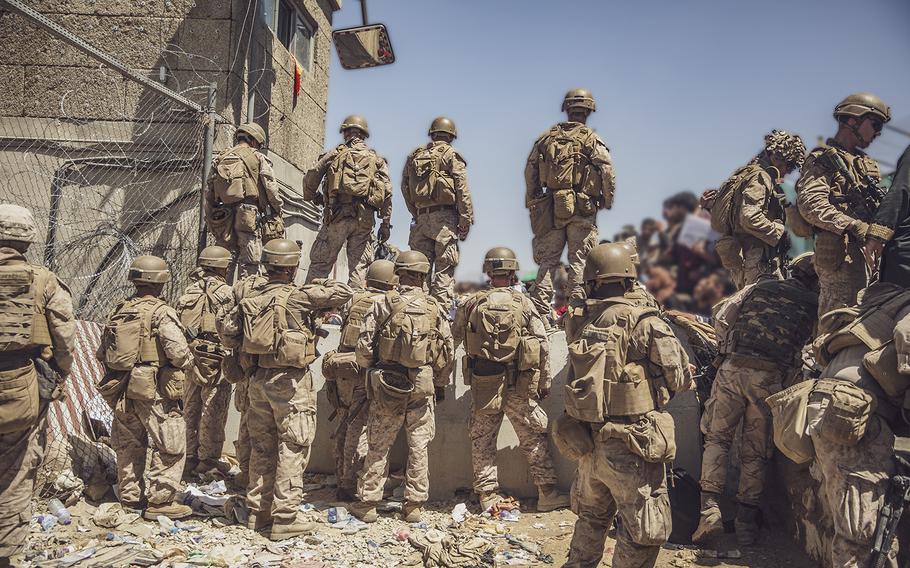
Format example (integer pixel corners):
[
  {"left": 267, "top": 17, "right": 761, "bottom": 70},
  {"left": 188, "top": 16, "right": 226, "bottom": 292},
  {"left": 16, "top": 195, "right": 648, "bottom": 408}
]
[
  {"left": 552, "top": 188, "right": 576, "bottom": 229},
  {"left": 814, "top": 231, "right": 848, "bottom": 272},
  {"left": 623, "top": 411, "right": 677, "bottom": 463},
  {"left": 808, "top": 379, "right": 875, "bottom": 446},
  {"left": 368, "top": 366, "right": 414, "bottom": 410},
  {"left": 234, "top": 203, "right": 258, "bottom": 234},
  {"left": 274, "top": 327, "right": 317, "bottom": 369},
  {"left": 766, "top": 379, "right": 815, "bottom": 464},
  {"left": 126, "top": 364, "right": 158, "bottom": 402},
  {"left": 192, "top": 341, "right": 225, "bottom": 386},
  {"left": 322, "top": 350, "right": 361, "bottom": 405},
  {"left": 98, "top": 370, "right": 129, "bottom": 409},
  {"left": 158, "top": 366, "right": 186, "bottom": 401},
  {"left": 260, "top": 213, "right": 285, "bottom": 243},
  {"left": 207, "top": 204, "right": 235, "bottom": 246},
  {"left": 0, "top": 361, "right": 39, "bottom": 435},
  {"left": 528, "top": 194, "right": 554, "bottom": 237},
  {"left": 551, "top": 413, "right": 594, "bottom": 461},
  {"left": 465, "top": 357, "right": 507, "bottom": 415}
]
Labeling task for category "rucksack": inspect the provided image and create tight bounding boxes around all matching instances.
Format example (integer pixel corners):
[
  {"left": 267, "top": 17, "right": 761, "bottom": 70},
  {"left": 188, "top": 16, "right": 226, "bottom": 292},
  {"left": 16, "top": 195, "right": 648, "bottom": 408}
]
[
  {"left": 101, "top": 297, "right": 166, "bottom": 371},
  {"left": 538, "top": 125, "right": 593, "bottom": 191},
  {"left": 709, "top": 164, "right": 760, "bottom": 235},
  {"left": 376, "top": 291, "right": 436, "bottom": 369},
  {"left": 211, "top": 145, "right": 260, "bottom": 205},
  {"left": 408, "top": 144, "right": 454, "bottom": 203},
  {"left": 326, "top": 145, "right": 378, "bottom": 199},
  {"left": 239, "top": 284, "right": 316, "bottom": 367},
  {"left": 0, "top": 264, "right": 51, "bottom": 352},
  {"left": 176, "top": 277, "right": 229, "bottom": 336},
  {"left": 465, "top": 289, "right": 525, "bottom": 363}
]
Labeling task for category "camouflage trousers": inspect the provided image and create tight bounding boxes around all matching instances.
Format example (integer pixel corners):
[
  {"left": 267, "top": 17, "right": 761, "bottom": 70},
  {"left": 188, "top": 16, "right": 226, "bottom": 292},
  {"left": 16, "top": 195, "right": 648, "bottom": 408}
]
[
  {"left": 470, "top": 387, "right": 557, "bottom": 493},
  {"left": 234, "top": 221, "right": 262, "bottom": 280},
  {"left": 359, "top": 396, "right": 436, "bottom": 504},
  {"left": 566, "top": 434, "right": 671, "bottom": 568},
  {"left": 717, "top": 236, "right": 780, "bottom": 289},
  {"left": 307, "top": 213, "right": 374, "bottom": 289},
  {"left": 530, "top": 215, "right": 598, "bottom": 323},
  {"left": 112, "top": 397, "right": 186, "bottom": 506},
  {"left": 812, "top": 415, "right": 899, "bottom": 568},
  {"left": 333, "top": 386, "right": 370, "bottom": 493},
  {"left": 409, "top": 209, "right": 460, "bottom": 309},
  {"left": 183, "top": 373, "right": 231, "bottom": 462},
  {"left": 234, "top": 380, "right": 251, "bottom": 479},
  {"left": 815, "top": 239, "right": 867, "bottom": 319},
  {"left": 0, "top": 408, "right": 46, "bottom": 559},
  {"left": 247, "top": 367, "right": 316, "bottom": 526}
]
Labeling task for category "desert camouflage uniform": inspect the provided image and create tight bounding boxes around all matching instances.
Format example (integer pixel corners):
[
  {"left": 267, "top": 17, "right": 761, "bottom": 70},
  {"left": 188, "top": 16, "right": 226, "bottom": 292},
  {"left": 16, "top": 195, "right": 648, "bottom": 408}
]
[
  {"left": 205, "top": 149, "right": 283, "bottom": 279},
  {"left": 0, "top": 248, "right": 75, "bottom": 560},
  {"left": 355, "top": 285, "right": 454, "bottom": 505},
  {"left": 402, "top": 141, "right": 474, "bottom": 308},
  {"left": 109, "top": 302, "right": 193, "bottom": 508},
  {"left": 303, "top": 140, "right": 392, "bottom": 288},
  {"left": 565, "top": 300, "right": 693, "bottom": 568},
  {"left": 525, "top": 122, "right": 616, "bottom": 321},
  {"left": 797, "top": 141, "right": 880, "bottom": 317},
  {"left": 452, "top": 290, "right": 556, "bottom": 494},
  {"left": 221, "top": 279, "right": 352, "bottom": 527},
  {"left": 180, "top": 270, "right": 235, "bottom": 466}
]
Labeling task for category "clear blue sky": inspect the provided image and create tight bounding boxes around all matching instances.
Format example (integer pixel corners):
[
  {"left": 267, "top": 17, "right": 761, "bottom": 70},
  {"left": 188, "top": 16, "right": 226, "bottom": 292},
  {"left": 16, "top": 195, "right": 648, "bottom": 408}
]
[{"left": 324, "top": 0, "right": 910, "bottom": 282}]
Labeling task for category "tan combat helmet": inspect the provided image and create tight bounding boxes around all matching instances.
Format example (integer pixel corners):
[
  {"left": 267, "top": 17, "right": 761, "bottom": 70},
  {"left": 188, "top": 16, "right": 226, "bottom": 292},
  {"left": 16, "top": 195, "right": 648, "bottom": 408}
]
[
  {"left": 237, "top": 123, "right": 266, "bottom": 144},
  {"left": 0, "top": 203, "right": 38, "bottom": 243},
  {"left": 428, "top": 117, "right": 457, "bottom": 138},
  {"left": 834, "top": 93, "right": 891, "bottom": 123},
  {"left": 765, "top": 130, "right": 807, "bottom": 168},
  {"left": 261, "top": 238, "right": 301, "bottom": 267},
  {"left": 198, "top": 245, "right": 232, "bottom": 269},
  {"left": 583, "top": 243, "right": 636, "bottom": 283},
  {"left": 562, "top": 88, "right": 596, "bottom": 112},
  {"left": 128, "top": 255, "right": 171, "bottom": 284},
  {"left": 365, "top": 259, "right": 398, "bottom": 289},
  {"left": 394, "top": 250, "right": 430, "bottom": 275},
  {"left": 340, "top": 115, "right": 370, "bottom": 138},
  {"left": 789, "top": 251, "right": 816, "bottom": 281},
  {"left": 483, "top": 246, "right": 519, "bottom": 275}
]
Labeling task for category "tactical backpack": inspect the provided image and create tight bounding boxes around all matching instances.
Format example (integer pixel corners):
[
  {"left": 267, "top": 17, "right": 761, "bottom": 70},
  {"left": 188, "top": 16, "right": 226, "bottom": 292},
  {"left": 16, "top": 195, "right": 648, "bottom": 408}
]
[
  {"left": 465, "top": 289, "right": 525, "bottom": 363},
  {"left": 100, "top": 297, "right": 167, "bottom": 371},
  {"left": 176, "top": 277, "right": 229, "bottom": 336},
  {"left": 709, "top": 164, "right": 759, "bottom": 235},
  {"left": 376, "top": 292, "right": 436, "bottom": 369},
  {"left": 408, "top": 144, "right": 456, "bottom": 205},
  {"left": 211, "top": 145, "right": 260, "bottom": 205},
  {"left": 538, "top": 126, "right": 593, "bottom": 191},
  {"left": 0, "top": 264, "right": 51, "bottom": 352},
  {"left": 326, "top": 145, "right": 379, "bottom": 200},
  {"left": 239, "top": 284, "right": 316, "bottom": 368}
]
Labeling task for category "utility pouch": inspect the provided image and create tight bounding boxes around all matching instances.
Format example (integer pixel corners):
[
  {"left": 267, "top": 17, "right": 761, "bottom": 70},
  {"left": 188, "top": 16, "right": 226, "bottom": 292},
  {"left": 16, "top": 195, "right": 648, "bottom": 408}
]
[
  {"left": 275, "top": 328, "right": 316, "bottom": 369},
  {"left": 158, "top": 367, "right": 186, "bottom": 401},
  {"left": 126, "top": 364, "right": 158, "bottom": 402},
  {"left": 623, "top": 410, "right": 677, "bottom": 463},
  {"left": 221, "top": 352, "right": 245, "bottom": 384},
  {"left": 322, "top": 350, "right": 361, "bottom": 404},
  {"left": 207, "top": 205, "right": 235, "bottom": 246},
  {"left": 810, "top": 379, "right": 875, "bottom": 446},
  {"left": 575, "top": 192, "right": 596, "bottom": 216},
  {"left": 468, "top": 359, "right": 506, "bottom": 415},
  {"left": 564, "top": 375, "right": 605, "bottom": 423},
  {"left": 0, "top": 362, "right": 39, "bottom": 435},
  {"left": 261, "top": 214, "right": 285, "bottom": 243},
  {"left": 368, "top": 366, "right": 413, "bottom": 411},
  {"left": 551, "top": 413, "right": 594, "bottom": 461},
  {"left": 814, "top": 231, "right": 847, "bottom": 272},
  {"left": 192, "top": 341, "right": 224, "bottom": 386},
  {"left": 517, "top": 335, "right": 541, "bottom": 371},
  {"left": 552, "top": 188, "right": 576, "bottom": 229},
  {"left": 766, "top": 380, "right": 815, "bottom": 464},
  {"left": 98, "top": 370, "right": 129, "bottom": 409},
  {"left": 528, "top": 194, "right": 554, "bottom": 237},
  {"left": 234, "top": 203, "right": 258, "bottom": 234}
]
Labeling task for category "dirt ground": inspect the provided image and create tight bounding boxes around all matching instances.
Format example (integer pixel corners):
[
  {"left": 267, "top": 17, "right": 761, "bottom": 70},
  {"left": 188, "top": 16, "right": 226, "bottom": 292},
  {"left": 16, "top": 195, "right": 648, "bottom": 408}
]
[{"left": 21, "top": 473, "right": 816, "bottom": 567}]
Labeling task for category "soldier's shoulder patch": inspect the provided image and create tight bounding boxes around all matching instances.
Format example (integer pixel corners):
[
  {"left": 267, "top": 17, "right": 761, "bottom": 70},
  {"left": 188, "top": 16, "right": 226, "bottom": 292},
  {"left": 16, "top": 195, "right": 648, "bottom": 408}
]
[{"left": 452, "top": 149, "right": 467, "bottom": 166}]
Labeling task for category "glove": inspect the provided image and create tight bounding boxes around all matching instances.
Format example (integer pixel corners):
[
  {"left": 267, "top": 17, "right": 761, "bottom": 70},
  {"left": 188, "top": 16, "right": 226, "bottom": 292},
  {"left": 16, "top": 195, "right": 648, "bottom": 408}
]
[
  {"left": 378, "top": 222, "right": 391, "bottom": 243},
  {"left": 312, "top": 192, "right": 325, "bottom": 207},
  {"left": 434, "top": 386, "right": 446, "bottom": 403},
  {"left": 847, "top": 220, "right": 870, "bottom": 240},
  {"left": 777, "top": 231, "right": 791, "bottom": 254}
]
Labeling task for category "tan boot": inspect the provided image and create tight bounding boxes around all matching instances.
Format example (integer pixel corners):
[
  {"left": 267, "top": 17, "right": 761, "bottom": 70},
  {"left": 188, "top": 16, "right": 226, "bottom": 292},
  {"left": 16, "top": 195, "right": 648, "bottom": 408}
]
[
  {"left": 144, "top": 502, "right": 192, "bottom": 521},
  {"left": 247, "top": 513, "right": 272, "bottom": 531},
  {"left": 350, "top": 501, "right": 379, "bottom": 523},
  {"left": 478, "top": 491, "right": 504, "bottom": 512},
  {"left": 402, "top": 502, "right": 423, "bottom": 523},
  {"left": 269, "top": 520, "right": 316, "bottom": 541},
  {"left": 692, "top": 492, "right": 723, "bottom": 545},
  {"left": 735, "top": 504, "right": 760, "bottom": 546},
  {"left": 194, "top": 458, "right": 230, "bottom": 475},
  {"left": 536, "top": 484, "right": 570, "bottom": 512},
  {"left": 233, "top": 471, "right": 249, "bottom": 491}
]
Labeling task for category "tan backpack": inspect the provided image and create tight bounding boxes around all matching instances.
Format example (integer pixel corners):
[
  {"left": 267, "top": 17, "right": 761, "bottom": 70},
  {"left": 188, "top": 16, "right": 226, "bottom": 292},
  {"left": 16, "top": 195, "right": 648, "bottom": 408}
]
[
  {"left": 537, "top": 125, "right": 595, "bottom": 191},
  {"left": 376, "top": 291, "right": 436, "bottom": 369},
  {"left": 326, "top": 145, "right": 378, "bottom": 199},
  {"left": 465, "top": 289, "right": 525, "bottom": 363},
  {"left": 239, "top": 285, "right": 316, "bottom": 368},
  {"left": 407, "top": 144, "right": 455, "bottom": 205},
  {"left": 709, "top": 164, "right": 758, "bottom": 235},
  {"left": 100, "top": 297, "right": 167, "bottom": 371},
  {"left": 176, "top": 277, "right": 228, "bottom": 336},
  {"left": 0, "top": 264, "right": 51, "bottom": 352},
  {"left": 211, "top": 145, "right": 260, "bottom": 205}
]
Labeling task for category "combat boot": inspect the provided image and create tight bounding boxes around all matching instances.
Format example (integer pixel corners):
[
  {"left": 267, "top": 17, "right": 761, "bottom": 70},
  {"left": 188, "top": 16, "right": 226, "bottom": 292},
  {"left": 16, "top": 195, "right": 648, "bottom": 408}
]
[
  {"left": 183, "top": 457, "right": 199, "bottom": 478},
  {"left": 144, "top": 502, "right": 192, "bottom": 521},
  {"left": 233, "top": 471, "right": 249, "bottom": 491},
  {"left": 402, "top": 502, "right": 423, "bottom": 523},
  {"left": 269, "top": 520, "right": 316, "bottom": 541},
  {"left": 247, "top": 512, "right": 272, "bottom": 531},
  {"left": 692, "top": 492, "right": 723, "bottom": 544},
  {"left": 350, "top": 501, "right": 378, "bottom": 523},
  {"left": 478, "top": 490, "right": 504, "bottom": 512},
  {"left": 536, "top": 484, "right": 570, "bottom": 512},
  {"left": 336, "top": 487, "right": 357, "bottom": 502},
  {"left": 194, "top": 458, "right": 231, "bottom": 476},
  {"left": 735, "top": 503, "right": 760, "bottom": 545}
]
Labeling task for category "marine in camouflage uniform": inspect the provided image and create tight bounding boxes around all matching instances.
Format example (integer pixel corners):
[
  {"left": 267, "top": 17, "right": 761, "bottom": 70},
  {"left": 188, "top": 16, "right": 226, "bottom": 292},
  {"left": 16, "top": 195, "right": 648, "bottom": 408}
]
[
  {"left": 176, "top": 246, "right": 235, "bottom": 476},
  {"left": 452, "top": 247, "right": 567, "bottom": 512},
  {"left": 402, "top": 117, "right": 474, "bottom": 309},
  {"left": 324, "top": 260, "right": 397, "bottom": 501},
  {"left": 351, "top": 251, "right": 454, "bottom": 524},
  {"left": 525, "top": 89, "right": 616, "bottom": 326},
  {"left": 796, "top": 93, "right": 890, "bottom": 318},
  {"left": 221, "top": 239, "right": 353, "bottom": 540},
  {"left": 0, "top": 205, "right": 75, "bottom": 566},
  {"left": 204, "top": 123, "right": 284, "bottom": 279},
  {"left": 101, "top": 256, "right": 194, "bottom": 520},
  {"left": 693, "top": 254, "right": 819, "bottom": 546},
  {"left": 712, "top": 131, "right": 806, "bottom": 288},
  {"left": 564, "top": 243, "right": 693, "bottom": 568},
  {"left": 303, "top": 115, "right": 393, "bottom": 289}
]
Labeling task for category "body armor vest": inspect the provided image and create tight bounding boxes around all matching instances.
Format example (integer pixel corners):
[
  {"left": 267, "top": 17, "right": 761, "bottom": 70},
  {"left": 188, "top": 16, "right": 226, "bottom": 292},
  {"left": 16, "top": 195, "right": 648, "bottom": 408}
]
[
  {"left": 339, "top": 290, "right": 385, "bottom": 351},
  {"left": 0, "top": 262, "right": 52, "bottom": 353}
]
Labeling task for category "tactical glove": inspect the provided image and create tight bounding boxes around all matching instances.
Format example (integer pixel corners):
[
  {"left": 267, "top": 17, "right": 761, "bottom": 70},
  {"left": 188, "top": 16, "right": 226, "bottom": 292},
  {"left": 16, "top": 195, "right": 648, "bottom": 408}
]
[
  {"left": 377, "top": 222, "right": 391, "bottom": 243},
  {"left": 847, "top": 220, "right": 870, "bottom": 240},
  {"left": 434, "top": 386, "right": 446, "bottom": 403}
]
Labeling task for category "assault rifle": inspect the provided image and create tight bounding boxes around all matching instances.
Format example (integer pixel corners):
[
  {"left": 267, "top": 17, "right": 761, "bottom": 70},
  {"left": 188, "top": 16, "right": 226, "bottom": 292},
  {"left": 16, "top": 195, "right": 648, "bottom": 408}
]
[
  {"left": 869, "top": 436, "right": 910, "bottom": 568},
  {"left": 822, "top": 148, "right": 887, "bottom": 222}
]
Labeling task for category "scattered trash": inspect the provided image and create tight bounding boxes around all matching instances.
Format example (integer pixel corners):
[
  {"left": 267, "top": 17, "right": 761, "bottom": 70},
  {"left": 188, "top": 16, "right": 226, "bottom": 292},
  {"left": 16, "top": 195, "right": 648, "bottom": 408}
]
[
  {"left": 327, "top": 506, "right": 349, "bottom": 523},
  {"left": 299, "top": 502, "right": 317, "bottom": 512},
  {"left": 38, "top": 514, "right": 57, "bottom": 532},
  {"left": 224, "top": 494, "right": 249, "bottom": 526},
  {"left": 395, "top": 528, "right": 410, "bottom": 542},
  {"left": 48, "top": 497, "right": 72, "bottom": 525},
  {"left": 157, "top": 515, "right": 179, "bottom": 534},
  {"left": 59, "top": 546, "right": 96, "bottom": 566},
  {"left": 92, "top": 502, "right": 140, "bottom": 529},
  {"left": 450, "top": 502, "right": 468, "bottom": 523},
  {"left": 52, "top": 471, "right": 85, "bottom": 501},
  {"left": 499, "top": 509, "right": 521, "bottom": 522},
  {"left": 506, "top": 534, "right": 554, "bottom": 564},
  {"left": 697, "top": 548, "right": 743, "bottom": 559}
]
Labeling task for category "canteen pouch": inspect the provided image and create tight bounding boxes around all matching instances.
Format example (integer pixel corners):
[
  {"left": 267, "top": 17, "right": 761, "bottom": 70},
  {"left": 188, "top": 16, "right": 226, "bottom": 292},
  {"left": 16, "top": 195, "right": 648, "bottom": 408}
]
[
  {"left": 126, "top": 364, "right": 158, "bottom": 402},
  {"left": 765, "top": 380, "right": 815, "bottom": 464},
  {"left": 810, "top": 379, "right": 875, "bottom": 446},
  {"left": 623, "top": 410, "right": 677, "bottom": 463},
  {"left": 0, "top": 362, "right": 39, "bottom": 435},
  {"left": 158, "top": 367, "right": 186, "bottom": 401},
  {"left": 368, "top": 367, "right": 413, "bottom": 411},
  {"left": 98, "top": 370, "right": 129, "bottom": 410},
  {"left": 275, "top": 328, "right": 317, "bottom": 368},
  {"left": 234, "top": 203, "right": 258, "bottom": 234},
  {"left": 552, "top": 188, "right": 576, "bottom": 229},
  {"left": 517, "top": 335, "right": 541, "bottom": 372},
  {"left": 467, "top": 358, "right": 506, "bottom": 415},
  {"left": 528, "top": 194, "right": 554, "bottom": 237}
]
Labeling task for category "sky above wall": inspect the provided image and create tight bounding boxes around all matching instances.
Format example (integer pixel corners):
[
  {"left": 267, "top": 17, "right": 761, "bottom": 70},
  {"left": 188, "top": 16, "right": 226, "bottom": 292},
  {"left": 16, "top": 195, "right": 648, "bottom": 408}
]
[{"left": 324, "top": 0, "right": 910, "bottom": 281}]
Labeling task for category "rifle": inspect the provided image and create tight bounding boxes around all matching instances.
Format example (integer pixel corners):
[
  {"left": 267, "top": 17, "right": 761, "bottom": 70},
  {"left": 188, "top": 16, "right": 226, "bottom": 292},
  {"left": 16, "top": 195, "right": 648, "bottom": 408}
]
[
  {"left": 869, "top": 436, "right": 910, "bottom": 568},
  {"left": 822, "top": 148, "right": 887, "bottom": 223}
]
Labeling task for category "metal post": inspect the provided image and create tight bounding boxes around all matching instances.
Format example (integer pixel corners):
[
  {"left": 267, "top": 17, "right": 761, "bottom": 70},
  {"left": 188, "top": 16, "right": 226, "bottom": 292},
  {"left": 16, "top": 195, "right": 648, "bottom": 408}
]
[
  {"left": 198, "top": 84, "right": 217, "bottom": 256},
  {"left": 360, "top": 0, "right": 368, "bottom": 25}
]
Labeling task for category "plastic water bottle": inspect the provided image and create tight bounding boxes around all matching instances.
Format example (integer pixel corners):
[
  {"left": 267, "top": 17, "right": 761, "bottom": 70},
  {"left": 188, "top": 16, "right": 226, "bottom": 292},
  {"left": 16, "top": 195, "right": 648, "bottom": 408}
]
[
  {"left": 157, "top": 515, "right": 178, "bottom": 534},
  {"left": 48, "top": 498, "right": 71, "bottom": 525},
  {"left": 38, "top": 514, "right": 57, "bottom": 531}
]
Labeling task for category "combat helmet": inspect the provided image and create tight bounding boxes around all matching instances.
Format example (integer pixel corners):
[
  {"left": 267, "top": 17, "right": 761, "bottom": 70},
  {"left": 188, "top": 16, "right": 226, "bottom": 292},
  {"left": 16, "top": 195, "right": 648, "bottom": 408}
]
[
  {"left": 0, "top": 203, "right": 37, "bottom": 243},
  {"left": 789, "top": 251, "right": 816, "bottom": 281},
  {"left": 129, "top": 256, "right": 171, "bottom": 284},
  {"left": 428, "top": 117, "right": 457, "bottom": 138},
  {"left": 483, "top": 247, "right": 519, "bottom": 275},
  {"left": 583, "top": 243, "right": 636, "bottom": 282},
  {"left": 340, "top": 115, "right": 370, "bottom": 137},
  {"left": 261, "top": 239, "right": 301, "bottom": 267},
  {"left": 562, "top": 88, "right": 596, "bottom": 112},
  {"left": 198, "top": 245, "right": 232, "bottom": 269},
  {"left": 834, "top": 93, "right": 891, "bottom": 123},
  {"left": 394, "top": 250, "right": 430, "bottom": 275},
  {"left": 764, "top": 130, "right": 807, "bottom": 168},
  {"left": 366, "top": 259, "right": 398, "bottom": 289},
  {"left": 237, "top": 123, "right": 266, "bottom": 144}
]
